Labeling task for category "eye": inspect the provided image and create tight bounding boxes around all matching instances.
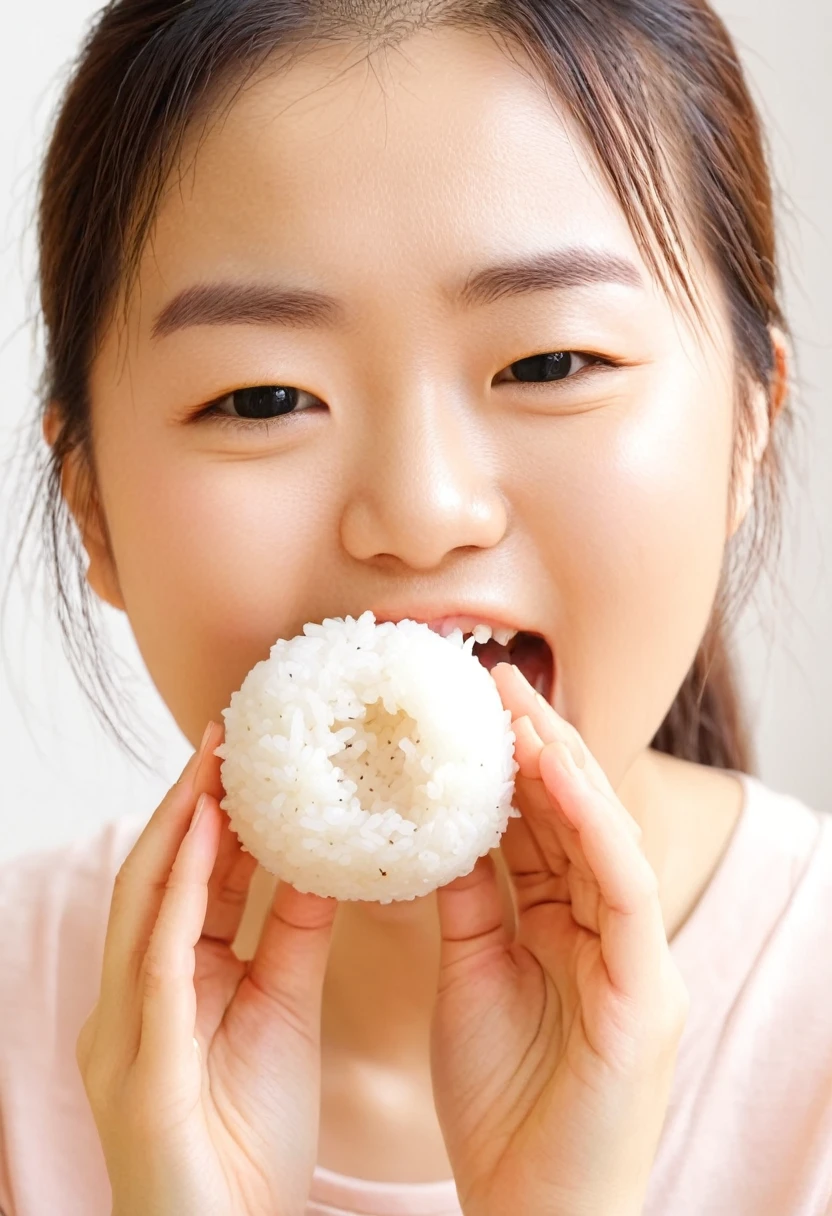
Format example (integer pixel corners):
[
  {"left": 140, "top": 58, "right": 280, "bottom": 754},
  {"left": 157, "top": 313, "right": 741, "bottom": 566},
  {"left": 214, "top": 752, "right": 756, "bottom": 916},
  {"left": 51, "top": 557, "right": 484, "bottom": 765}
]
[
  {"left": 494, "top": 350, "right": 616, "bottom": 388},
  {"left": 200, "top": 384, "right": 323, "bottom": 430}
]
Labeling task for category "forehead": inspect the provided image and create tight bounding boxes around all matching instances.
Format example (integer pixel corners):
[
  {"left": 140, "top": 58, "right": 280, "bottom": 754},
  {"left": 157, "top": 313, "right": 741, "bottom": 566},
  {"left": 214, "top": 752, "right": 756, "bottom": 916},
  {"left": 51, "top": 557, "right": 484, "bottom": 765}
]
[{"left": 140, "top": 27, "right": 661, "bottom": 303}]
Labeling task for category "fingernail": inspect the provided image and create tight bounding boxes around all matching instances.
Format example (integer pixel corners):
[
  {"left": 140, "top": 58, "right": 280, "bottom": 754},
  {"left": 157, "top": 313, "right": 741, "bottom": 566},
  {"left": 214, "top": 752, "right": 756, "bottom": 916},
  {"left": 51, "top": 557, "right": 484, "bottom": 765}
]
[
  {"left": 530, "top": 694, "right": 559, "bottom": 746},
  {"left": 547, "top": 737, "right": 583, "bottom": 777},
  {"left": 534, "top": 695, "right": 585, "bottom": 768},
  {"left": 555, "top": 738, "right": 578, "bottom": 772},
  {"left": 514, "top": 714, "right": 544, "bottom": 749},
  {"left": 176, "top": 722, "right": 215, "bottom": 786},
  {"left": 188, "top": 792, "right": 208, "bottom": 834}
]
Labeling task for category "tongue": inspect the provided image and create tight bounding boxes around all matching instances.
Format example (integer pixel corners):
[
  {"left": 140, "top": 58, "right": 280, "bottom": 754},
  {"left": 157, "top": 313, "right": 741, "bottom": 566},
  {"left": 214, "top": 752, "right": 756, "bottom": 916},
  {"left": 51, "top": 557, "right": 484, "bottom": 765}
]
[{"left": 472, "top": 633, "right": 554, "bottom": 700}]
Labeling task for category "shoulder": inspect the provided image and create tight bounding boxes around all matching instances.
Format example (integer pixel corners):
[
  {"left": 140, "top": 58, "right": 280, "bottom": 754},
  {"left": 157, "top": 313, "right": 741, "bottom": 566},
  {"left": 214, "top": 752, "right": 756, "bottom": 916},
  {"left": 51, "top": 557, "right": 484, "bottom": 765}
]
[
  {"left": 738, "top": 771, "right": 832, "bottom": 888},
  {"left": 698, "top": 768, "right": 832, "bottom": 959},
  {"left": 695, "top": 769, "right": 832, "bottom": 1073},
  {"left": 653, "top": 774, "right": 832, "bottom": 1214},
  {"left": 670, "top": 767, "right": 832, "bottom": 1053}
]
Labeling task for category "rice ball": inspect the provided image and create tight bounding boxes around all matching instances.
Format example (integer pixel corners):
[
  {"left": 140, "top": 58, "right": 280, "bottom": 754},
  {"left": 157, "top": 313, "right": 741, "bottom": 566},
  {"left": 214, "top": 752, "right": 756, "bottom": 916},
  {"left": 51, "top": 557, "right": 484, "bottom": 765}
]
[{"left": 214, "top": 610, "right": 519, "bottom": 902}]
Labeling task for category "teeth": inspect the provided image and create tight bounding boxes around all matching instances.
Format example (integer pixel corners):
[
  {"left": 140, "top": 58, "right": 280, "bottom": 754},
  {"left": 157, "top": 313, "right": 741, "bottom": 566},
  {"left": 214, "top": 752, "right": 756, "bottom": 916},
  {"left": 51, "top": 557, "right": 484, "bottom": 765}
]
[{"left": 464, "top": 623, "right": 519, "bottom": 647}]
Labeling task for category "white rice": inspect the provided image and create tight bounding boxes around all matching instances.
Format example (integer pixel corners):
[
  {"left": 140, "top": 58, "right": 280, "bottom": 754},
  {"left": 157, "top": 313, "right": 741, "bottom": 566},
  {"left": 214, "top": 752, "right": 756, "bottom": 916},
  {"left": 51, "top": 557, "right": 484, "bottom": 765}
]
[{"left": 214, "top": 610, "right": 519, "bottom": 902}]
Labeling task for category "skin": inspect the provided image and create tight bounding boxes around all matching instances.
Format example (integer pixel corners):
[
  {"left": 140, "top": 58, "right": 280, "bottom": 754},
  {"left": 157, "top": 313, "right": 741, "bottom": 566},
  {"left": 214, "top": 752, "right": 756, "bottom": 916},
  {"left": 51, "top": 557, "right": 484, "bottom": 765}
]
[{"left": 55, "top": 26, "right": 788, "bottom": 1189}]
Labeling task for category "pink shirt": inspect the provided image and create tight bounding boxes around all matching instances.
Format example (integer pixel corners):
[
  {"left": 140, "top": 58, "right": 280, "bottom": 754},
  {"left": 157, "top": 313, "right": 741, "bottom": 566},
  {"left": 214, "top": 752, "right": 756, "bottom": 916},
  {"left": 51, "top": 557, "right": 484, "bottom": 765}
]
[{"left": 1, "top": 770, "right": 830, "bottom": 1215}]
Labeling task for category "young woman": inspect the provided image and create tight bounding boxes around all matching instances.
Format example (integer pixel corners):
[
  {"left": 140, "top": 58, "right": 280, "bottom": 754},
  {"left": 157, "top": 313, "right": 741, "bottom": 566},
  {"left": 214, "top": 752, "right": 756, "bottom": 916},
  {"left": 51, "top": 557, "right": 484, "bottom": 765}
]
[{"left": 1, "top": 0, "right": 830, "bottom": 1213}]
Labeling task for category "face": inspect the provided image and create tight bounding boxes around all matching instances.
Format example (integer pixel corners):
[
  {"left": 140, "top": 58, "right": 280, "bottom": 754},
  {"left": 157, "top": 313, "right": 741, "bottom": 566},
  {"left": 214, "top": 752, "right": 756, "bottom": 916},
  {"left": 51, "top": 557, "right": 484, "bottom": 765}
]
[{"left": 78, "top": 27, "right": 761, "bottom": 791}]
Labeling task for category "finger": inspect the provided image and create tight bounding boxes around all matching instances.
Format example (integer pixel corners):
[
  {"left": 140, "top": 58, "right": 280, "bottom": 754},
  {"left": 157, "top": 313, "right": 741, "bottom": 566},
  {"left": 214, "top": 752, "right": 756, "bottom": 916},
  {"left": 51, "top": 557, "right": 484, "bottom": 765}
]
[
  {"left": 503, "top": 716, "right": 582, "bottom": 870},
  {"left": 180, "top": 720, "right": 258, "bottom": 951},
  {"left": 539, "top": 741, "right": 668, "bottom": 1005},
  {"left": 137, "top": 792, "right": 224, "bottom": 1086},
  {"left": 191, "top": 811, "right": 259, "bottom": 1043},
  {"left": 492, "top": 662, "right": 605, "bottom": 787},
  {"left": 181, "top": 722, "right": 260, "bottom": 1042},
  {"left": 507, "top": 764, "right": 584, "bottom": 907},
  {"left": 97, "top": 720, "right": 220, "bottom": 1046},
  {"left": 493, "top": 663, "right": 642, "bottom": 845},
  {"left": 512, "top": 714, "right": 545, "bottom": 780},
  {"left": 202, "top": 814, "right": 259, "bottom": 946},
  {"left": 498, "top": 716, "right": 556, "bottom": 877},
  {"left": 435, "top": 852, "right": 512, "bottom": 979},
  {"left": 232, "top": 881, "right": 338, "bottom": 1042},
  {"left": 499, "top": 801, "right": 549, "bottom": 876}
]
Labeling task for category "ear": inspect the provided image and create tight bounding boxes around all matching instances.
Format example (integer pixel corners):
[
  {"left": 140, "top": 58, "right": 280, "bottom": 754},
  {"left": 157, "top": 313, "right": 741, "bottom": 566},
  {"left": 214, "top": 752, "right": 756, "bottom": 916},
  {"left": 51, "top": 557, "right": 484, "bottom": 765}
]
[
  {"left": 43, "top": 403, "right": 126, "bottom": 612},
  {"left": 727, "top": 325, "right": 789, "bottom": 539}
]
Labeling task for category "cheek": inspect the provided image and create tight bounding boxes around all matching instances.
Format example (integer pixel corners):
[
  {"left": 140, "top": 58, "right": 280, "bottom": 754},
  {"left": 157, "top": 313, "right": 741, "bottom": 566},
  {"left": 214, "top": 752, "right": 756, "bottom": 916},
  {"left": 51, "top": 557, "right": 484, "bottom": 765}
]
[
  {"left": 512, "top": 368, "right": 734, "bottom": 777},
  {"left": 97, "top": 433, "right": 339, "bottom": 736}
]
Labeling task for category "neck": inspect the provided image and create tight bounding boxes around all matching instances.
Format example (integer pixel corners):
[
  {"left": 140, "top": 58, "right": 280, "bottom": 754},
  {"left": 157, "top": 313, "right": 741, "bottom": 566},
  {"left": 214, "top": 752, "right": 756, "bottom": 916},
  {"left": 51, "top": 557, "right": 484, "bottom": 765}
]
[{"left": 321, "top": 892, "right": 442, "bottom": 1065}]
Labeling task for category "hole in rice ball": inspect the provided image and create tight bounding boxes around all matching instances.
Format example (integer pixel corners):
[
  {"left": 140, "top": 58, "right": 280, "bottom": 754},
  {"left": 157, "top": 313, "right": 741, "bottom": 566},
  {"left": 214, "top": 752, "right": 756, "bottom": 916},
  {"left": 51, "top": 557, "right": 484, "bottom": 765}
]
[{"left": 334, "top": 700, "right": 428, "bottom": 823}]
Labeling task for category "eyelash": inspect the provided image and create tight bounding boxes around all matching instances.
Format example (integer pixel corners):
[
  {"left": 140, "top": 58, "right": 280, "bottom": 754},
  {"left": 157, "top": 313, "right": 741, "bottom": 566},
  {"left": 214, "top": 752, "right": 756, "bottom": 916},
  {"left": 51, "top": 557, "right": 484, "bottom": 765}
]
[{"left": 196, "top": 351, "right": 623, "bottom": 433}]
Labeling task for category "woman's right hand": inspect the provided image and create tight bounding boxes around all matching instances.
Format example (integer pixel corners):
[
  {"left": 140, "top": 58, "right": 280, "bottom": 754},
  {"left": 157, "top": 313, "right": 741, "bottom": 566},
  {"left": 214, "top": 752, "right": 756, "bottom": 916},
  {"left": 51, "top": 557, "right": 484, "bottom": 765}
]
[{"left": 76, "top": 721, "right": 338, "bottom": 1216}]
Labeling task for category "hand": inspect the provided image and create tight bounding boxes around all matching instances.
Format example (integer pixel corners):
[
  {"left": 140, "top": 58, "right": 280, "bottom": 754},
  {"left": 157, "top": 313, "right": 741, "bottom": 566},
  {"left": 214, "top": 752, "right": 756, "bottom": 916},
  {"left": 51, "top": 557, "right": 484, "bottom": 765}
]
[
  {"left": 431, "top": 664, "right": 690, "bottom": 1216},
  {"left": 76, "top": 721, "right": 338, "bottom": 1216}
]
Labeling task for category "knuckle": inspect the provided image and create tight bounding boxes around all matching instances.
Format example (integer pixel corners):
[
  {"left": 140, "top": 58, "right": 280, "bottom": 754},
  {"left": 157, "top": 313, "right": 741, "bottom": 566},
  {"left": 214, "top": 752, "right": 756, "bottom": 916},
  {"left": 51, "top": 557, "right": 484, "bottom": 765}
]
[
  {"left": 77, "top": 1041, "right": 118, "bottom": 1112},
  {"left": 82, "top": 1056, "right": 115, "bottom": 1109},
  {"left": 142, "top": 957, "right": 175, "bottom": 995},
  {"left": 111, "top": 861, "right": 132, "bottom": 901},
  {"left": 75, "top": 1010, "right": 97, "bottom": 1074},
  {"left": 142, "top": 944, "right": 189, "bottom": 996},
  {"left": 112, "top": 851, "right": 169, "bottom": 907},
  {"left": 212, "top": 875, "right": 249, "bottom": 909}
]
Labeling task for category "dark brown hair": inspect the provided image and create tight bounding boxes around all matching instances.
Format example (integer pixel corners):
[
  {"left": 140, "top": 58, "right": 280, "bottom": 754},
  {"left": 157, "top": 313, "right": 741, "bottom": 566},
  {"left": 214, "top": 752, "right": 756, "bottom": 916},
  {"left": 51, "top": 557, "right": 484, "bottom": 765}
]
[{"left": 6, "top": 0, "right": 796, "bottom": 772}]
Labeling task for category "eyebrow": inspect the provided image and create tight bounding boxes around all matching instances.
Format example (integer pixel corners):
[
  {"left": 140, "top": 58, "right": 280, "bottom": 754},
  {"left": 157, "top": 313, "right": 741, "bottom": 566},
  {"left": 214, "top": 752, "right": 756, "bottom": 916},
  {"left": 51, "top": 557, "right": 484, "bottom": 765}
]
[{"left": 149, "top": 246, "right": 644, "bottom": 340}]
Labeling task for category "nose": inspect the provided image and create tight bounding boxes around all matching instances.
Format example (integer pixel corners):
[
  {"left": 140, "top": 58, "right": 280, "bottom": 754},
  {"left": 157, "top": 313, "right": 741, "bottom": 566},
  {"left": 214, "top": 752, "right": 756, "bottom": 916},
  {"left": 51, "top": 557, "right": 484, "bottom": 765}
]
[{"left": 339, "top": 385, "right": 508, "bottom": 570}]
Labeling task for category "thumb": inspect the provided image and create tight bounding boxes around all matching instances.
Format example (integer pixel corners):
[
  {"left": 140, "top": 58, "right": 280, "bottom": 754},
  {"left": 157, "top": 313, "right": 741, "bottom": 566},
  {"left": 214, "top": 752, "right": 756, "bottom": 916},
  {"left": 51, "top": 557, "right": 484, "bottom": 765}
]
[
  {"left": 243, "top": 881, "right": 338, "bottom": 1032},
  {"left": 435, "top": 853, "right": 511, "bottom": 978}
]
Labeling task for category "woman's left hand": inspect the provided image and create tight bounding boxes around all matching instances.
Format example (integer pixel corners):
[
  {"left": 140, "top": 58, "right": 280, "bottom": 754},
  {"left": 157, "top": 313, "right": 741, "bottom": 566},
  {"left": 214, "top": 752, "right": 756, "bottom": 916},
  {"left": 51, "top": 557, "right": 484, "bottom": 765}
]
[{"left": 430, "top": 662, "right": 690, "bottom": 1216}]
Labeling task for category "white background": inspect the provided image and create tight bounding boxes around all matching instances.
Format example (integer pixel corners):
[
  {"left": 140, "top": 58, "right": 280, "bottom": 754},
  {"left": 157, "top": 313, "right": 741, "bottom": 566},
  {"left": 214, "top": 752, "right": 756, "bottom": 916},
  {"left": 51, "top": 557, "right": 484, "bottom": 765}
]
[{"left": 1, "top": 1, "right": 829, "bottom": 864}]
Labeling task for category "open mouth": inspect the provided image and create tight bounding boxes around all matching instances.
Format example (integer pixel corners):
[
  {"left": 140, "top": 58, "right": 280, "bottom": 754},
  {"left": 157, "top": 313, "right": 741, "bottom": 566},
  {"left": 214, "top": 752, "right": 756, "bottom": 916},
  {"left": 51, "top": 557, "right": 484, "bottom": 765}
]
[
  {"left": 372, "top": 612, "right": 556, "bottom": 703},
  {"left": 466, "top": 628, "right": 554, "bottom": 702}
]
